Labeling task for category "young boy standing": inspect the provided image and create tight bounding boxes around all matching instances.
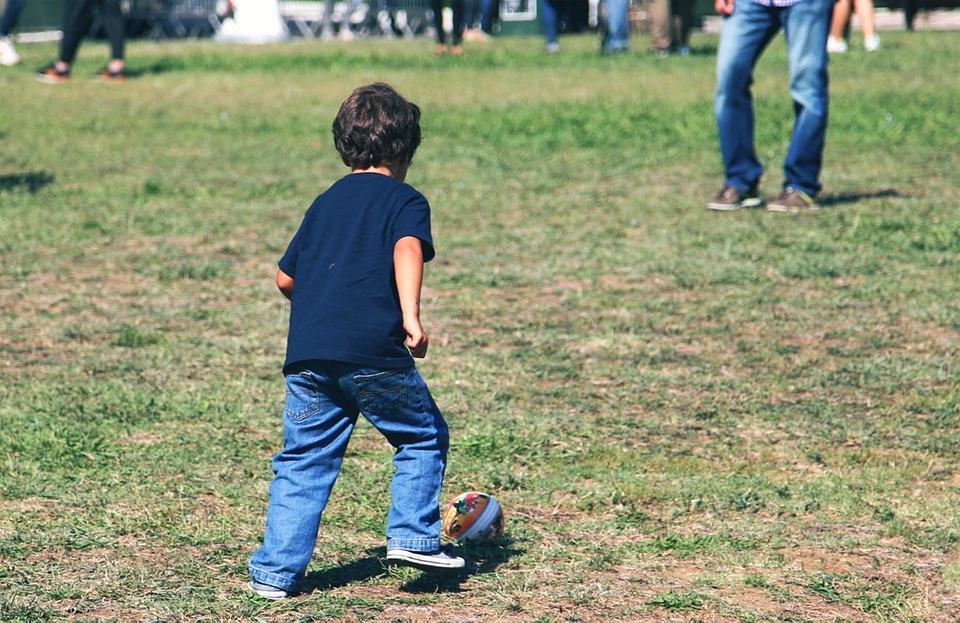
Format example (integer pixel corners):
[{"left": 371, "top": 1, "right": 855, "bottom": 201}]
[{"left": 248, "top": 83, "right": 464, "bottom": 600}]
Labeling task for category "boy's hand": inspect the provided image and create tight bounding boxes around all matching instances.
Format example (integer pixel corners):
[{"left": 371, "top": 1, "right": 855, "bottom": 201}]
[
  {"left": 394, "top": 236, "right": 428, "bottom": 358},
  {"left": 404, "top": 319, "right": 429, "bottom": 358}
]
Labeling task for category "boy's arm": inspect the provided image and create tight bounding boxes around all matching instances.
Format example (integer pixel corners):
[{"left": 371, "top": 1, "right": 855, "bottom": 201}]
[
  {"left": 276, "top": 268, "right": 294, "bottom": 300},
  {"left": 394, "top": 236, "right": 428, "bottom": 358}
]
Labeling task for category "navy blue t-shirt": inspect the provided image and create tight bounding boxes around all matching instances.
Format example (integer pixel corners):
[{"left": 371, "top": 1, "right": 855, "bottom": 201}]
[{"left": 278, "top": 173, "right": 435, "bottom": 372}]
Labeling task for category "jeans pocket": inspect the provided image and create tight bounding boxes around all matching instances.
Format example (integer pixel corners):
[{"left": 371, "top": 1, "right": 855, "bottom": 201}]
[
  {"left": 355, "top": 369, "right": 409, "bottom": 416},
  {"left": 284, "top": 372, "right": 322, "bottom": 422}
]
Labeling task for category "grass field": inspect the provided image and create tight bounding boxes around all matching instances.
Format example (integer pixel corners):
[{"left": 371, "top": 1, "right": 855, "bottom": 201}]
[{"left": 2, "top": 26, "right": 960, "bottom": 622}]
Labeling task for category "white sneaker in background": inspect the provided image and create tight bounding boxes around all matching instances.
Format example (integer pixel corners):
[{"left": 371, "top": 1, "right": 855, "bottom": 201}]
[
  {"left": 826, "top": 36, "right": 848, "bottom": 53},
  {"left": 864, "top": 34, "right": 881, "bottom": 52},
  {"left": 0, "top": 36, "right": 20, "bottom": 66}
]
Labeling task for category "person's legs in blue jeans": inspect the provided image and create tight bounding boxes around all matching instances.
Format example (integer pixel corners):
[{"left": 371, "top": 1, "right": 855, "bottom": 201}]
[
  {"left": 249, "top": 363, "right": 449, "bottom": 591},
  {"left": 714, "top": 0, "right": 781, "bottom": 192},
  {"left": 249, "top": 367, "right": 359, "bottom": 591},
  {"left": 352, "top": 367, "right": 449, "bottom": 552},
  {"left": 479, "top": 0, "right": 494, "bottom": 32},
  {"left": 602, "top": 0, "right": 630, "bottom": 52},
  {"left": 781, "top": 0, "right": 832, "bottom": 196},
  {"left": 540, "top": 0, "right": 559, "bottom": 51}
]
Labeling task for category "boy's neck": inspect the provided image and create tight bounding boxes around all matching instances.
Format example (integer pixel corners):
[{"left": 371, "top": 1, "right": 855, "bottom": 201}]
[
  {"left": 352, "top": 160, "right": 409, "bottom": 182},
  {"left": 353, "top": 165, "right": 393, "bottom": 177}
]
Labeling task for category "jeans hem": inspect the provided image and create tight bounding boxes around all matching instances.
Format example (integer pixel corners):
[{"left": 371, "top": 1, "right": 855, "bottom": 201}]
[
  {"left": 248, "top": 566, "right": 299, "bottom": 591},
  {"left": 387, "top": 538, "right": 441, "bottom": 552},
  {"left": 783, "top": 183, "right": 819, "bottom": 197}
]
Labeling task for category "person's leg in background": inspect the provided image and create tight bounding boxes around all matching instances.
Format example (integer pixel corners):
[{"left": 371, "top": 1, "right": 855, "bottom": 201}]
[
  {"left": 647, "top": 0, "right": 672, "bottom": 54},
  {"left": 448, "top": 0, "right": 465, "bottom": 52},
  {"left": 541, "top": 0, "right": 560, "bottom": 52},
  {"left": 602, "top": 0, "right": 630, "bottom": 53},
  {"left": 671, "top": 0, "right": 694, "bottom": 53},
  {"left": 826, "top": 0, "right": 851, "bottom": 52},
  {"left": 0, "top": 0, "right": 26, "bottom": 65},
  {"left": 98, "top": 0, "right": 127, "bottom": 79},
  {"left": 36, "top": 0, "right": 95, "bottom": 81},
  {"left": 713, "top": 0, "right": 780, "bottom": 197},
  {"left": 781, "top": 0, "right": 832, "bottom": 198},
  {"left": 479, "top": 0, "right": 495, "bottom": 33},
  {"left": 853, "top": 0, "right": 879, "bottom": 50},
  {"left": 432, "top": 0, "right": 450, "bottom": 53}
]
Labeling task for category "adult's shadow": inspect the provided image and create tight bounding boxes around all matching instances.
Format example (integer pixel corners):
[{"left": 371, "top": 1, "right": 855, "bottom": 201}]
[
  {"left": 127, "top": 61, "right": 190, "bottom": 78},
  {"left": 819, "top": 188, "right": 901, "bottom": 208},
  {"left": 0, "top": 171, "right": 55, "bottom": 193}
]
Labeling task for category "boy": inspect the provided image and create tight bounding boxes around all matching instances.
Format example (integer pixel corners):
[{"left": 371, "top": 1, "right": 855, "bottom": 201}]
[{"left": 248, "top": 83, "right": 464, "bottom": 600}]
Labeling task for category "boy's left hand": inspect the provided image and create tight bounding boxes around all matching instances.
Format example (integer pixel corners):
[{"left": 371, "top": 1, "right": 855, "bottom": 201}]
[{"left": 405, "top": 320, "right": 429, "bottom": 358}]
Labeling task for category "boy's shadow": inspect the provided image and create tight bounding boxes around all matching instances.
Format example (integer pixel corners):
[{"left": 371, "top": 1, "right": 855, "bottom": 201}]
[
  {"left": 399, "top": 539, "right": 523, "bottom": 594},
  {"left": 299, "top": 539, "right": 524, "bottom": 595}
]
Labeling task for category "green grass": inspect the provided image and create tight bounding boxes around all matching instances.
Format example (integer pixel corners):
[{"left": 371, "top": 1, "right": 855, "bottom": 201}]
[{"left": 2, "top": 29, "right": 960, "bottom": 621}]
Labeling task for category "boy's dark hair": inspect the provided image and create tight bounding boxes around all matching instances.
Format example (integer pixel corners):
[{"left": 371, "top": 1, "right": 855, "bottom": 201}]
[{"left": 332, "top": 83, "right": 422, "bottom": 170}]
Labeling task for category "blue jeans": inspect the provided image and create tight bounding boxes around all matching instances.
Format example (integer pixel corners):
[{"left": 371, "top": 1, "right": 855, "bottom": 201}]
[
  {"left": 541, "top": 0, "right": 559, "bottom": 46},
  {"left": 248, "top": 362, "right": 449, "bottom": 591},
  {"left": 714, "top": 0, "right": 832, "bottom": 196},
  {"left": 603, "top": 0, "right": 630, "bottom": 52}
]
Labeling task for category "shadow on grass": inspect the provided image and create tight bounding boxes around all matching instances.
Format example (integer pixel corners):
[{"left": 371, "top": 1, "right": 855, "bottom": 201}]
[
  {"left": 126, "top": 62, "right": 187, "bottom": 78},
  {"left": 820, "top": 188, "right": 901, "bottom": 207},
  {"left": 399, "top": 538, "right": 524, "bottom": 594},
  {"left": 300, "top": 550, "right": 389, "bottom": 593},
  {"left": 0, "top": 171, "right": 55, "bottom": 193},
  {"left": 299, "top": 539, "right": 523, "bottom": 595}
]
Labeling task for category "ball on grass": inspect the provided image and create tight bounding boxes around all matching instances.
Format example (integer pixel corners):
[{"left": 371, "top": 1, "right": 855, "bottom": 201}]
[{"left": 441, "top": 491, "right": 504, "bottom": 541}]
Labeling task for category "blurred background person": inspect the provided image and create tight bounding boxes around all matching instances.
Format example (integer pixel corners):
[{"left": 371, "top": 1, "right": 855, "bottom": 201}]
[
  {"left": 463, "top": 0, "right": 495, "bottom": 39},
  {"left": 432, "top": 0, "right": 466, "bottom": 54},
  {"left": 35, "top": 0, "right": 126, "bottom": 82},
  {"left": 601, "top": 0, "right": 630, "bottom": 53},
  {"left": 647, "top": 0, "right": 672, "bottom": 55},
  {"left": 827, "top": 0, "right": 880, "bottom": 52},
  {"left": 0, "top": 0, "right": 25, "bottom": 66},
  {"left": 671, "top": 0, "right": 695, "bottom": 54}
]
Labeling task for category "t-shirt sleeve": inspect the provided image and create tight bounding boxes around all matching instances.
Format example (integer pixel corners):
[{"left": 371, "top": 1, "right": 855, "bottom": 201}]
[
  {"left": 278, "top": 216, "right": 306, "bottom": 277},
  {"left": 394, "top": 189, "right": 435, "bottom": 262}
]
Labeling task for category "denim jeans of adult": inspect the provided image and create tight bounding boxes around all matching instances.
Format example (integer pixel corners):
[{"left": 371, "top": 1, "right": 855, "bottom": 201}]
[
  {"left": 248, "top": 362, "right": 449, "bottom": 591},
  {"left": 714, "top": 0, "right": 832, "bottom": 197},
  {"left": 541, "top": 0, "right": 559, "bottom": 46},
  {"left": 602, "top": 0, "right": 630, "bottom": 52}
]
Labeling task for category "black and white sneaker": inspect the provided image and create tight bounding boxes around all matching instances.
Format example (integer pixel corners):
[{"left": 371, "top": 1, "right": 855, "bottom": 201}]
[
  {"left": 386, "top": 546, "right": 465, "bottom": 572},
  {"left": 707, "top": 185, "right": 762, "bottom": 211},
  {"left": 248, "top": 580, "right": 290, "bottom": 600}
]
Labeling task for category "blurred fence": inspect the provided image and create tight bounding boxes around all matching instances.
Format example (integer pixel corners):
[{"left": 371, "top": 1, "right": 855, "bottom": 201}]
[
  {"left": 2, "top": 0, "right": 225, "bottom": 36},
  {"left": 4, "top": 0, "right": 62, "bottom": 33},
  {"left": 279, "top": 0, "right": 435, "bottom": 39},
  {"left": 1, "top": 0, "right": 439, "bottom": 38}
]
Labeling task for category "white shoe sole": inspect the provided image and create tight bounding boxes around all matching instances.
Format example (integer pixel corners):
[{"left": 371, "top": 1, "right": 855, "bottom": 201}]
[
  {"left": 386, "top": 549, "right": 465, "bottom": 571},
  {"left": 767, "top": 203, "right": 820, "bottom": 212},
  {"left": 248, "top": 580, "right": 289, "bottom": 600},
  {"left": 707, "top": 197, "right": 762, "bottom": 211}
]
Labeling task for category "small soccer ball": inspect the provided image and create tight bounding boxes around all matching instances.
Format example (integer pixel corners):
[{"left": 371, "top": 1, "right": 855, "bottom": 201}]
[{"left": 442, "top": 491, "right": 504, "bottom": 541}]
